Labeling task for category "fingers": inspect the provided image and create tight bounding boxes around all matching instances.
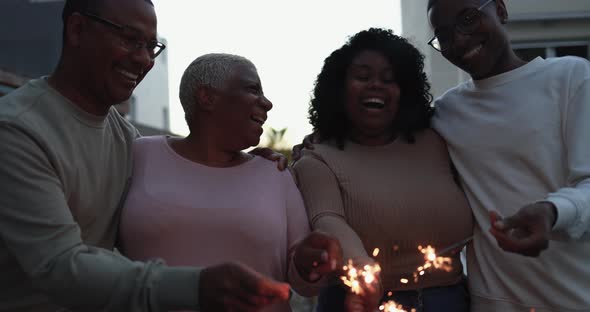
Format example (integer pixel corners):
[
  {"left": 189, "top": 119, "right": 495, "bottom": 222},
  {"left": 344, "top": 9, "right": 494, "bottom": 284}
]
[
  {"left": 200, "top": 262, "right": 290, "bottom": 312},
  {"left": 294, "top": 232, "right": 343, "bottom": 281},
  {"left": 488, "top": 204, "right": 552, "bottom": 257},
  {"left": 237, "top": 265, "right": 291, "bottom": 300},
  {"left": 344, "top": 293, "right": 365, "bottom": 312},
  {"left": 248, "top": 147, "right": 288, "bottom": 171},
  {"left": 490, "top": 226, "right": 548, "bottom": 257},
  {"left": 222, "top": 295, "right": 266, "bottom": 312},
  {"left": 277, "top": 156, "right": 288, "bottom": 170},
  {"left": 303, "top": 133, "right": 317, "bottom": 149},
  {"left": 291, "top": 144, "right": 304, "bottom": 163},
  {"left": 292, "top": 133, "right": 319, "bottom": 163}
]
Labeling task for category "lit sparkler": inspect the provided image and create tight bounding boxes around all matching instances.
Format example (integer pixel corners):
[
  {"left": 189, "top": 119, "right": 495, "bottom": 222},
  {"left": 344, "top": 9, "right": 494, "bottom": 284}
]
[
  {"left": 400, "top": 237, "right": 473, "bottom": 284},
  {"left": 379, "top": 300, "right": 416, "bottom": 312},
  {"left": 341, "top": 259, "right": 381, "bottom": 295}
]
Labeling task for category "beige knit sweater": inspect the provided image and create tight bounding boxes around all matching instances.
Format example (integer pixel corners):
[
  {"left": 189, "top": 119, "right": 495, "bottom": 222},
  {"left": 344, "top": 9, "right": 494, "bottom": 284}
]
[{"left": 293, "top": 129, "right": 473, "bottom": 291}]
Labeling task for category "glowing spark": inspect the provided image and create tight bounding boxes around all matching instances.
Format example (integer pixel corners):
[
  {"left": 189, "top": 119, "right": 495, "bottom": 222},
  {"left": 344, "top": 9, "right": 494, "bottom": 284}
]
[
  {"left": 341, "top": 259, "right": 381, "bottom": 295},
  {"left": 405, "top": 245, "right": 453, "bottom": 284},
  {"left": 379, "top": 300, "right": 413, "bottom": 312},
  {"left": 373, "top": 248, "right": 380, "bottom": 257}
]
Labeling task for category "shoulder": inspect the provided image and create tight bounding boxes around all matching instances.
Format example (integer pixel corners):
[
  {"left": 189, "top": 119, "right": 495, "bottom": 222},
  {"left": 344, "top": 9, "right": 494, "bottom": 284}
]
[
  {"left": 413, "top": 128, "right": 446, "bottom": 147},
  {"left": 293, "top": 142, "right": 341, "bottom": 169},
  {"left": 402, "top": 128, "right": 449, "bottom": 158},
  {"left": 432, "top": 80, "right": 473, "bottom": 117},
  {"left": 0, "top": 79, "right": 51, "bottom": 125},
  {"left": 132, "top": 135, "right": 168, "bottom": 155},
  {"left": 543, "top": 55, "right": 589, "bottom": 69},
  {"left": 106, "top": 107, "right": 140, "bottom": 139},
  {"left": 539, "top": 56, "right": 590, "bottom": 80},
  {"left": 250, "top": 156, "right": 299, "bottom": 187}
]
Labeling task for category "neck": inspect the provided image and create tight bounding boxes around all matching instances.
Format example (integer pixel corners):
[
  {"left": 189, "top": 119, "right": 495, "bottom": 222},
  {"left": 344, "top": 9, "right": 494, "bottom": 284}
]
[
  {"left": 475, "top": 49, "right": 527, "bottom": 80},
  {"left": 348, "top": 129, "right": 397, "bottom": 146},
  {"left": 170, "top": 132, "right": 251, "bottom": 168},
  {"left": 48, "top": 59, "right": 111, "bottom": 116}
]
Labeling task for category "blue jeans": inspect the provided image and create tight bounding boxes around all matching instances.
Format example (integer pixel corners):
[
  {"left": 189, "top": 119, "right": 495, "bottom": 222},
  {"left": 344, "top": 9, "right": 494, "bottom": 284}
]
[{"left": 316, "top": 278, "right": 469, "bottom": 312}]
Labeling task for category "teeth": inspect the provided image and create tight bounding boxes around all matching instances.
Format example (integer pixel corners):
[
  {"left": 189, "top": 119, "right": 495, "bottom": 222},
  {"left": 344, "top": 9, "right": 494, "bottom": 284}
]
[
  {"left": 463, "top": 45, "right": 482, "bottom": 59},
  {"left": 363, "top": 98, "right": 385, "bottom": 105},
  {"left": 117, "top": 68, "right": 138, "bottom": 80}
]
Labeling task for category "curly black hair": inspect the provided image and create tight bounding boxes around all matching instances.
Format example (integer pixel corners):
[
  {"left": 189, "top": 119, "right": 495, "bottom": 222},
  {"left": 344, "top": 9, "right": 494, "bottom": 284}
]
[{"left": 308, "top": 28, "right": 433, "bottom": 148}]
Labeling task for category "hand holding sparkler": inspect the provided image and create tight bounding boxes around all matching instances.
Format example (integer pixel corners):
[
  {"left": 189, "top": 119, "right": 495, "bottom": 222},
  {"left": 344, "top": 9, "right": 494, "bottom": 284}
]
[
  {"left": 199, "top": 262, "right": 291, "bottom": 312},
  {"left": 293, "top": 231, "right": 343, "bottom": 282},
  {"left": 489, "top": 202, "right": 556, "bottom": 257},
  {"left": 341, "top": 257, "right": 383, "bottom": 312}
]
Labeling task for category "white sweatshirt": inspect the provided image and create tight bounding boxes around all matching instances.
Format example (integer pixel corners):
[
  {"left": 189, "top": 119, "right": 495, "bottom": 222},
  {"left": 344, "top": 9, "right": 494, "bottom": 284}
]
[{"left": 433, "top": 56, "right": 590, "bottom": 312}]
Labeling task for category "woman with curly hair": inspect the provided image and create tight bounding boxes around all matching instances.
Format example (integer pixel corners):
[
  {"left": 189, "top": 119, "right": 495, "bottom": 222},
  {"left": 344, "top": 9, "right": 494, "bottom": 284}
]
[{"left": 292, "top": 28, "right": 473, "bottom": 312}]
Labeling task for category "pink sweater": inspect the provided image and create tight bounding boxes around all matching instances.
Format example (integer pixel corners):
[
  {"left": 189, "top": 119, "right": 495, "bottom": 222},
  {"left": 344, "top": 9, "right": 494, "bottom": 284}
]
[{"left": 120, "top": 136, "right": 312, "bottom": 311}]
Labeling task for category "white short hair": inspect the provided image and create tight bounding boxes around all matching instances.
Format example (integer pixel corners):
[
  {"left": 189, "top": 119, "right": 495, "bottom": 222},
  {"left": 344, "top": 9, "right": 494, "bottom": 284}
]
[{"left": 178, "top": 53, "right": 254, "bottom": 125}]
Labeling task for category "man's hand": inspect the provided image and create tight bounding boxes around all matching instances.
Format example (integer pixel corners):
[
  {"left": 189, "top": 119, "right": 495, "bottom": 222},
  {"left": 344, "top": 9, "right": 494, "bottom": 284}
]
[
  {"left": 291, "top": 132, "right": 321, "bottom": 163},
  {"left": 489, "top": 201, "right": 558, "bottom": 257},
  {"left": 293, "top": 231, "right": 343, "bottom": 282},
  {"left": 199, "top": 262, "right": 291, "bottom": 312},
  {"left": 249, "top": 147, "right": 288, "bottom": 171}
]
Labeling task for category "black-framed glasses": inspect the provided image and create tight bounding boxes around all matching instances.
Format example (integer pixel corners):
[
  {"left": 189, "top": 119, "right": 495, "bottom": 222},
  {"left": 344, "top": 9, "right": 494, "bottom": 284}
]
[
  {"left": 82, "top": 12, "right": 166, "bottom": 59},
  {"left": 428, "top": 0, "right": 494, "bottom": 52}
]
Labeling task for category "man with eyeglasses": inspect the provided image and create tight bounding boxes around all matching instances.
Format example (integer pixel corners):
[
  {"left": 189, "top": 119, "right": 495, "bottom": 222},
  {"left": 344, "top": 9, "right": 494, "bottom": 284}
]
[
  {"left": 427, "top": 0, "right": 590, "bottom": 311},
  {"left": 0, "top": 0, "right": 298, "bottom": 311}
]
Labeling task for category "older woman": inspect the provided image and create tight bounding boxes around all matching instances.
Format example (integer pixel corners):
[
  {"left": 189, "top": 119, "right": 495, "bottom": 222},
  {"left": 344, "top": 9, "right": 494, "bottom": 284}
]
[
  {"left": 119, "top": 53, "right": 340, "bottom": 312},
  {"left": 292, "top": 29, "right": 473, "bottom": 312}
]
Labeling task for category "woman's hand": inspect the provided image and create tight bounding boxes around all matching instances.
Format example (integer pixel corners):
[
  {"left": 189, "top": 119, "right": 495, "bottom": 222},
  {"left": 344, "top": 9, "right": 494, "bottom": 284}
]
[
  {"left": 291, "top": 132, "right": 321, "bottom": 163},
  {"left": 343, "top": 277, "right": 382, "bottom": 312},
  {"left": 293, "top": 231, "right": 343, "bottom": 282},
  {"left": 248, "top": 147, "right": 288, "bottom": 170}
]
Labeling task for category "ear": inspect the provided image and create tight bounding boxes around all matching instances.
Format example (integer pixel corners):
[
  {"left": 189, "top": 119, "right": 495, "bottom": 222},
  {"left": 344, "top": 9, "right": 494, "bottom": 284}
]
[
  {"left": 495, "top": 0, "right": 509, "bottom": 24},
  {"left": 195, "top": 86, "right": 217, "bottom": 112},
  {"left": 64, "top": 12, "right": 86, "bottom": 47}
]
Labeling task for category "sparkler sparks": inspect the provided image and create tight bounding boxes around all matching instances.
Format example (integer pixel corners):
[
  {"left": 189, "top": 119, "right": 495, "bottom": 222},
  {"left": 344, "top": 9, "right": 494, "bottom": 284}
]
[
  {"left": 341, "top": 259, "right": 381, "bottom": 295},
  {"left": 399, "top": 244, "right": 454, "bottom": 284},
  {"left": 379, "top": 300, "right": 416, "bottom": 312}
]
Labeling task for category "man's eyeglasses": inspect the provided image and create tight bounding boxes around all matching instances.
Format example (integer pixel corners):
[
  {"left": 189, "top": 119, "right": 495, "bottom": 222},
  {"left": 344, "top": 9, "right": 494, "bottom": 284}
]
[
  {"left": 82, "top": 12, "right": 166, "bottom": 59},
  {"left": 428, "top": 0, "right": 494, "bottom": 52}
]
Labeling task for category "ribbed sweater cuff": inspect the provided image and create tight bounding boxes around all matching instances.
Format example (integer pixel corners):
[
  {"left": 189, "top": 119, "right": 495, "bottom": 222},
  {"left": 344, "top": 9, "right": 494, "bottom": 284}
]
[{"left": 545, "top": 195, "right": 576, "bottom": 231}]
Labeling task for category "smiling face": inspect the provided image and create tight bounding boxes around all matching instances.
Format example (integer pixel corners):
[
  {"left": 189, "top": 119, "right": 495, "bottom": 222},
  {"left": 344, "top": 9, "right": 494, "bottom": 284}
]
[
  {"left": 428, "top": 0, "right": 513, "bottom": 80},
  {"left": 344, "top": 49, "right": 400, "bottom": 145},
  {"left": 79, "top": 0, "right": 157, "bottom": 106},
  {"left": 213, "top": 63, "right": 273, "bottom": 150}
]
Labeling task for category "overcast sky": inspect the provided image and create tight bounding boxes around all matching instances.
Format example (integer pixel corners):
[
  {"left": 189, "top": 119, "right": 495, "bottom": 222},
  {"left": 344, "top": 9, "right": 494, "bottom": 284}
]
[{"left": 152, "top": 0, "right": 402, "bottom": 147}]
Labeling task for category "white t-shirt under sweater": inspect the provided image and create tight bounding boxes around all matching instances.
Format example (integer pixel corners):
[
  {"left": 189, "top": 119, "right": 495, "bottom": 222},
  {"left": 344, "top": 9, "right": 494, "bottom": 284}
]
[
  {"left": 120, "top": 135, "right": 314, "bottom": 312},
  {"left": 433, "top": 56, "right": 590, "bottom": 312}
]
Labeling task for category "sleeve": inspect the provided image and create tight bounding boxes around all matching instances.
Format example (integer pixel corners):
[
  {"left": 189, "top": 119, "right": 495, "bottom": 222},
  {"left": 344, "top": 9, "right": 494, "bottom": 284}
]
[
  {"left": 546, "top": 60, "right": 590, "bottom": 241},
  {"left": 292, "top": 153, "right": 370, "bottom": 262},
  {"left": 0, "top": 123, "right": 201, "bottom": 312},
  {"left": 283, "top": 169, "right": 321, "bottom": 296}
]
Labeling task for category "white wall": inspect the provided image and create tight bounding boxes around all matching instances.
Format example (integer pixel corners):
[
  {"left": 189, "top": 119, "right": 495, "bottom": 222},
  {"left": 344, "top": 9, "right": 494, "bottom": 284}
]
[{"left": 131, "top": 37, "right": 170, "bottom": 130}]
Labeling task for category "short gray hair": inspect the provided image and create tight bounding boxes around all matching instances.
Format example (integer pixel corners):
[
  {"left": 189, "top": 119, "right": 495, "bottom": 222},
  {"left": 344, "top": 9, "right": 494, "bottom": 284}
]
[{"left": 178, "top": 53, "right": 254, "bottom": 125}]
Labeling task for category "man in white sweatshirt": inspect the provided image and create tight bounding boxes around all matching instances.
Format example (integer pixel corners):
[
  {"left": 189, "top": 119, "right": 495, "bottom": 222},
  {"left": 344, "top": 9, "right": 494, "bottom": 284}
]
[{"left": 428, "top": 0, "right": 590, "bottom": 311}]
